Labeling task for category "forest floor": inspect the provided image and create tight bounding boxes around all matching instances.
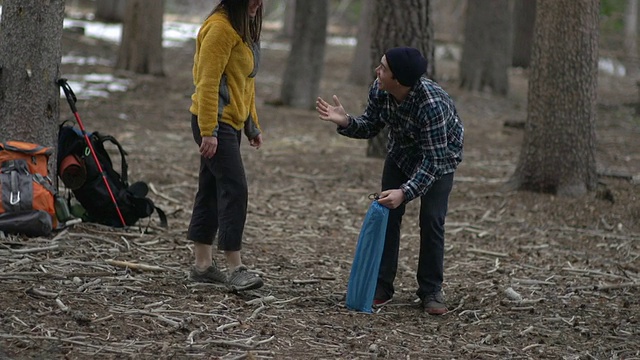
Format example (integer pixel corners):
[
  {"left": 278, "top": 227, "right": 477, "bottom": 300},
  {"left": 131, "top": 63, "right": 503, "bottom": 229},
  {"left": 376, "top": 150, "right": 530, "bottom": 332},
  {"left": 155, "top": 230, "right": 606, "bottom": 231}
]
[{"left": 0, "top": 24, "right": 639, "bottom": 360}]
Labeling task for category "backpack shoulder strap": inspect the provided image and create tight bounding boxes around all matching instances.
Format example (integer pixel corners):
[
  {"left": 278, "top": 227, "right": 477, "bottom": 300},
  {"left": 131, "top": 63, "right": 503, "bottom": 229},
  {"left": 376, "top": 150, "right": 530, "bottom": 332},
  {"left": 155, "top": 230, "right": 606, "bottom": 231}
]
[
  {"left": 154, "top": 205, "right": 168, "bottom": 228},
  {"left": 94, "top": 133, "right": 129, "bottom": 185}
]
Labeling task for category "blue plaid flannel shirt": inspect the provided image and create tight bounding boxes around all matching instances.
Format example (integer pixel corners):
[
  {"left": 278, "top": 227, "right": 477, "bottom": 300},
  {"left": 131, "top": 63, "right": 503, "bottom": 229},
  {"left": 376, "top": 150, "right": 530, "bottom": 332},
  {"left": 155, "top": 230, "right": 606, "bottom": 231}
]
[{"left": 338, "top": 78, "right": 464, "bottom": 203}]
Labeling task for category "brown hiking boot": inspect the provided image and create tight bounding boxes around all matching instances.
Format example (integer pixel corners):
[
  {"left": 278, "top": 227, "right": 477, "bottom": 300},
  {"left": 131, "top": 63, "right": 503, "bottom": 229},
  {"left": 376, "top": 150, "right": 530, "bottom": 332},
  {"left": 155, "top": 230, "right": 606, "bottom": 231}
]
[{"left": 423, "top": 291, "right": 448, "bottom": 315}]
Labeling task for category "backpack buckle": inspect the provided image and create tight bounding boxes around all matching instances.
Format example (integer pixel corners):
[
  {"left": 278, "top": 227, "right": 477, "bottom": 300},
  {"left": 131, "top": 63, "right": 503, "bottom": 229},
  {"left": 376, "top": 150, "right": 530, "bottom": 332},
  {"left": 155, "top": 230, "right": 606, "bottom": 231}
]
[
  {"left": 10, "top": 191, "right": 21, "bottom": 205},
  {"left": 9, "top": 170, "right": 22, "bottom": 205}
]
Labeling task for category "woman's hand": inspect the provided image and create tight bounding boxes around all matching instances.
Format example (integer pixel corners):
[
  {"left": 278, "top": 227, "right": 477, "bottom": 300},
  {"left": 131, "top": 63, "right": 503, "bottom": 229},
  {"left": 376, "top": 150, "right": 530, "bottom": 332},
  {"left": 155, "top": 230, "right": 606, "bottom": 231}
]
[
  {"left": 200, "top": 136, "right": 218, "bottom": 159},
  {"left": 316, "top": 95, "right": 349, "bottom": 127},
  {"left": 249, "top": 134, "right": 263, "bottom": 149}
]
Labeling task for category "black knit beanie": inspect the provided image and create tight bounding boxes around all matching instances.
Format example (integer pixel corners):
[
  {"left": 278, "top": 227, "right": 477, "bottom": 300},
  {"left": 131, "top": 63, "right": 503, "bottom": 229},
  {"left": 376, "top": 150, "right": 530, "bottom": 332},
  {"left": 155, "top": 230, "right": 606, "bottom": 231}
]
[{"left": 384, "top": 47, "right": 427, "bottom": 87}]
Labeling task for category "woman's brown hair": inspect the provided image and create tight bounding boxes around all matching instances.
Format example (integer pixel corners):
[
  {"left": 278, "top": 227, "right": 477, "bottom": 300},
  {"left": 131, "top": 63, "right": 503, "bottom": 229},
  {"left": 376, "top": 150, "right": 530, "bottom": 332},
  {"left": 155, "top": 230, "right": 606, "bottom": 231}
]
[{"left": 208, "top": 0, "right": 262, "bottom": 44}]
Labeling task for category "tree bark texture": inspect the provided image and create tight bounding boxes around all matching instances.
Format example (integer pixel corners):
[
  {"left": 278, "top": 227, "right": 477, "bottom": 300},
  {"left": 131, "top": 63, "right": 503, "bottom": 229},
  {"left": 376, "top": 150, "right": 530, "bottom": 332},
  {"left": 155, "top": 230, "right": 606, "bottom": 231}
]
[
  {"left": 280, "top": 0, "right": 328, "bottom": 109},
  {"left": 116, "top": 0, "right": 164, "bottom": 76},
  {"left": 348, "top": 0, "right": 374, "bottom": 86},
  {"left": 509, "top": 0, "right": 599, "bottom": 196},
  {"left": 624, "top": 0, "right": 639, "bottom": 78},
  {"left": 367, "top": 0, "right": 434, "bottom": 158},
  {"left": 0, "top": 0, "right": 64, "bottom": 150},
  {"left": 95, "top": 0, "right": 127, "bottom": 23},
  {"left": 459, "top": 0, "right": 511, "bottom": 95},
  {"left": 281, "top": 0, "right": 295, "bottom": 39},
  {"left": 431, "top": 0, "right": 466, "bottom": 43},
  {"left": 512, "top": 0, "right": 536, "bottom": 68}
]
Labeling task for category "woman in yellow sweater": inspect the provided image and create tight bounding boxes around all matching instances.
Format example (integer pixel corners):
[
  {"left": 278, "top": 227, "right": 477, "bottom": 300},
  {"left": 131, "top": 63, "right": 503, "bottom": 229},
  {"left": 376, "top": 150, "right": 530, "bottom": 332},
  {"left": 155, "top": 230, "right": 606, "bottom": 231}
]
[{"left": 188, "top": 0, "right": 264, "bottom": 291}]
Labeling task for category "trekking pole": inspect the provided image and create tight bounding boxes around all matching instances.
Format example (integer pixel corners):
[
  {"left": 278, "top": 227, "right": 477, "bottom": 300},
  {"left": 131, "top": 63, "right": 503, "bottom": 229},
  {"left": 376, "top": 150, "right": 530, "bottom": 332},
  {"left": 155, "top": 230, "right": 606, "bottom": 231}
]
[{"left": 57, "top": 78, "right": 127, "bottom": 227}]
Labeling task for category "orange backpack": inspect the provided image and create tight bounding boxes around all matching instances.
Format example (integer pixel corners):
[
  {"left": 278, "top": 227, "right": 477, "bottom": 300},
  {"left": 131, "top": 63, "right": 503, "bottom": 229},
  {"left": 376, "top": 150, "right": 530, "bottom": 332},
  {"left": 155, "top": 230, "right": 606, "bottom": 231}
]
[{"left": 0, "top": 141, "right": 57, "bottom": 236}]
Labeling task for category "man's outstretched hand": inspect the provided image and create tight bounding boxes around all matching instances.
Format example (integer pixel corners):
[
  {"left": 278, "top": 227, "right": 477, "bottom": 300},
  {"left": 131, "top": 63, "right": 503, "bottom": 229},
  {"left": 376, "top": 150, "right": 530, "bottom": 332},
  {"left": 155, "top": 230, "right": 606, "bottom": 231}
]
[{"left": 316, "top": 95, "right": 349, "bottom": 127}]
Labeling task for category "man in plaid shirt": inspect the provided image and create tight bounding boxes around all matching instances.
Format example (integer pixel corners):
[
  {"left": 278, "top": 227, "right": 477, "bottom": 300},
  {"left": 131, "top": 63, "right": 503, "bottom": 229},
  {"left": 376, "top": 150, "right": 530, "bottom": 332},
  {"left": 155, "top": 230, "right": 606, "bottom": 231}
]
[{"left": 316, "top": 47, "right": 464, "bottom": 315}]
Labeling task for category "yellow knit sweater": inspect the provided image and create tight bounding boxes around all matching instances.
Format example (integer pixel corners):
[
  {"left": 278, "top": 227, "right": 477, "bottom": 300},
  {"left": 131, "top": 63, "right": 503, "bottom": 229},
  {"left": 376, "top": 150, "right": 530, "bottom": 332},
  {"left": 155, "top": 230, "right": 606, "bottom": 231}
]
[{"left": 190, "top": 11, "right": 260, "bottom": 138}]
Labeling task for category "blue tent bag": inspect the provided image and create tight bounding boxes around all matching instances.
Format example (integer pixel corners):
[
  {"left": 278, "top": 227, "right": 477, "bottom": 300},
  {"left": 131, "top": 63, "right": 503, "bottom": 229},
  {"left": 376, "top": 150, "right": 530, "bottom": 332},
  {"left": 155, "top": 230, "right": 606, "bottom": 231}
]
[{"left": 345, "top": 200, "right": 389, "bottom": 313}]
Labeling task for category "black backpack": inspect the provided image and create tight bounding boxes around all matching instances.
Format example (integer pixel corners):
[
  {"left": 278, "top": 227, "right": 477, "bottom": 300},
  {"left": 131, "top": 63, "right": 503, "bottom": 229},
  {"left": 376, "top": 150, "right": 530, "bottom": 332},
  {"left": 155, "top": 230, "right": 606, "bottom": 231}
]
[{"left": 57, "top": 123, "right": 167, "bottom": 228}]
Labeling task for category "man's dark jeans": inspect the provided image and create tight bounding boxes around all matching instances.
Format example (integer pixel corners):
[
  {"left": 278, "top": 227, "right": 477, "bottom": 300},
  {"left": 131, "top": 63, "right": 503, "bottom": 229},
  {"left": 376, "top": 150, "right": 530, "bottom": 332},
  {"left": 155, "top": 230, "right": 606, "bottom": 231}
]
[{"left": 377, "top": 158, "right": 454, "bottom": 301}]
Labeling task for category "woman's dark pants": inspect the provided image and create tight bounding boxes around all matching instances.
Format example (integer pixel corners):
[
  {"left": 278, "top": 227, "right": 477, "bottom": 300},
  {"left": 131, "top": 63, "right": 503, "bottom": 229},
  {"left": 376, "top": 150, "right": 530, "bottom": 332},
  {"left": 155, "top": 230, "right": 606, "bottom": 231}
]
[{"left": 187, "top": 115, "right": 247, "bottom": 251}]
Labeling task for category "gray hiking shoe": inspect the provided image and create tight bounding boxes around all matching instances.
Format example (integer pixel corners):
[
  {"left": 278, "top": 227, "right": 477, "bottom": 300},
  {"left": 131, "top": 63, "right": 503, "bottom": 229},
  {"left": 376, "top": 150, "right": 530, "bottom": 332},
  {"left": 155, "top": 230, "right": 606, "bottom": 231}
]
[
  {"left": 423, "top": 291, "right": 448, "bottom": 315},
  {"left": 190, "top": 263, "right": 227, "bottom": 284},
  {"left": 227, "top": 266, "right": 263, "bottom": 291}
]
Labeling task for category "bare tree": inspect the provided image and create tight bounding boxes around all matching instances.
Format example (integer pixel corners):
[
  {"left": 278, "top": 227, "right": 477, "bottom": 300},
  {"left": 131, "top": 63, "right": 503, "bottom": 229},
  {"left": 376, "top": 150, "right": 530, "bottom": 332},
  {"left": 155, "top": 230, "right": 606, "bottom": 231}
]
[
  {"left": 95, "top": 0, "right": 127, "bottom": 23},
  {"left": 0, "top": 0, "right": 64, "bottom": 150},
  {"left": 115, "top": 0, "right": 164, "bottom": 76},
  {"left": 348, "top": 0, "right": 374, "bottom": 85},
  {"left": 512, "top": 0, "right": 536, "bottom": 68},
  {"left": 367, "top": 0, "right": 435, "bottom": 158},
  {"left": 281, "top": 0, "right": 295, "bottom": 39},
  {"left": 280, "top": 0, "right": 328, "bottom": 109},
  {"left": 508, "top": 0, "right": 599, "bottom": 196},
  {"left": 459, "top": 0, "right": 511, "bottom": 95},
  {"left": 431, "top": 0, "right": 466, "bottom": 43},
  {"left": 624, "top": 0, "right": 639, "bottom": 78}
]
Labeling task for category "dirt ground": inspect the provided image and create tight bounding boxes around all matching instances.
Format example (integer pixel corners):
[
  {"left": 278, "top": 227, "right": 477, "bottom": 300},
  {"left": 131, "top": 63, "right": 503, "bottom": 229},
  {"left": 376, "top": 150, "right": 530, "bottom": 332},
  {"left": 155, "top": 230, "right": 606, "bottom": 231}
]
[{"left": 0, "top": 24, "right": 639, "bottom": 360}]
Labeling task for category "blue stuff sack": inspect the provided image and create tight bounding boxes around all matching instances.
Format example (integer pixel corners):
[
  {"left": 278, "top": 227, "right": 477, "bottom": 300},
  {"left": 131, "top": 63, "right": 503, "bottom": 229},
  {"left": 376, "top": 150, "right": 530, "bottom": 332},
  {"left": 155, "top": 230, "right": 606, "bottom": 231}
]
[{"left": 345, "top": 199, "right": 389, "bottom": 313}]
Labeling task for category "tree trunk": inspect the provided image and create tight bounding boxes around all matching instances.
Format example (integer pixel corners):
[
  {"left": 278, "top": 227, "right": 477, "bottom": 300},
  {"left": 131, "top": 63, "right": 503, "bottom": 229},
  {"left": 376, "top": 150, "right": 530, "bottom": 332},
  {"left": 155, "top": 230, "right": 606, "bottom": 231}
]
[
  {"left": 432, "top": 0, "right": 466, "bottom": 43},
  {"left": 95, "top": 0, "right": 127, "bottom": 23},
  {"left": 115, "top": 0, "right": 164, "bottom": 76},
  {"left": 367, "top": 0, "right": 435, "bottom": 158},
  {"left": 512, "top": 0, "right": 536, "bottom": 68},
  {"left": 624, "top": 0, "right": 639, "bottom": 78},
  {"left": 281, "top": 0, "right": 296, "bottom": 39},
  {"left": 459, "top": 0, "right": 511, "bottom": 95},
  {"left": 508, "top": 0, "right": 599, "bottom": 196},
  {"left": 348, "top": 0, "right": 374, "bottom": 85},
  {"left": 280, "top": 0, "right": 328, "bottom": 109},
  {"left": 332, "top": 0, "right": 354, "bottom": 21},
  {"left": 0, "top": 0, "right": 64, "bottom": 153}
]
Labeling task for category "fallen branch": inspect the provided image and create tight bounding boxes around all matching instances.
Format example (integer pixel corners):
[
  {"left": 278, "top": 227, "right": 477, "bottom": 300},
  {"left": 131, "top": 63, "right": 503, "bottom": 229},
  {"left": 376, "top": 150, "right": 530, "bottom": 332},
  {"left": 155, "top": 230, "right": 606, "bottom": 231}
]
[
  {"left": 569, "top": 282, "right": 640, "bottom": 292},
  {"left": 463, "top": 344, "right": 504, "bottom": 353},
  {"left": 247, "top": 304, "right": 266, "bottom": 321},
  {"left": 56, "top": 298, "right": 69, "bottom": 312},
  {"left": 511, "top": 278, "right": 556, "bottom": 286},
  {"left": 561, "top": 268, "right": 628, "bottom": 279},
  {"left": 149, "top": 182, "right": 183, "bottom": 204},
  {"left": 77, "top": 278, "right": 102, "bottom": 292},
  {"left": 468, "top": 248, "right": 509, "bottom": 258},
  {"left": 25, "top": 287, "right": 60, "bottom": 299},
  {"left": 168, "top": 164, "right": 198, "bottom": 179},
  {"left": 10, "top": 244, "right": 59, "bottom": 254},
  {"left": 105, "top": 259, "right": 164, "bottom": 272},
  {"left": 552, "top": 227, "right": 640, "bottom": 241},
  {"left": 0, "top": 334, "right": 137, "bottom": 355},
  {"left": 522, "top": 343, "right": 544, "bottom": 351},
  {"left": 504, "top": 287, "right": 523, "bottom": 302},
  {"left": 292, "top": 279, "right": 321, "bottom": 285},
  {"left": 245, "top": 296, "right": 277, "bottom": 305},
  {"left": 597, "top": 169, "right": 633, "bottom": 180},
  {"left": 217, "top": 321, "right": 241, "bottom": 332},
  {"left": 510, "top": 306, "right": 535, "bottom": 312},
  {"left": 0, "top": 272, "right": 66, "bottom": 280},
  {"left": 187, "top": 326, "right": 205, "bottom": 344},
  {"left": 200, "top": 335, "right": 275, "bottom": 350}
]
